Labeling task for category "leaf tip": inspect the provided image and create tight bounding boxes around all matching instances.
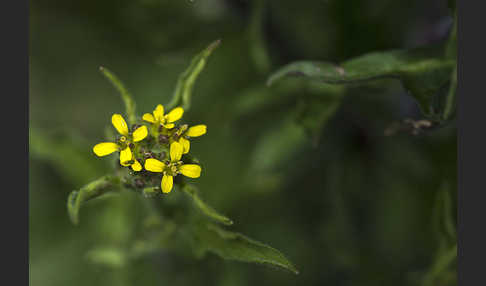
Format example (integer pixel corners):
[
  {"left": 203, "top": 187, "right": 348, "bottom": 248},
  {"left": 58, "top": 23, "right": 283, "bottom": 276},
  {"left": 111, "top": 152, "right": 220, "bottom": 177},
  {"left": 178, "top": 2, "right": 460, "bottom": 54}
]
[
  {"left": 265, "top": 77, "right": 274, "bottom": 87},
  {"left": 209, "top": 39, "right": 222, "bottom": 51},
  {"left": 224, "top": 218, "right": 234, "bottom": 226}
]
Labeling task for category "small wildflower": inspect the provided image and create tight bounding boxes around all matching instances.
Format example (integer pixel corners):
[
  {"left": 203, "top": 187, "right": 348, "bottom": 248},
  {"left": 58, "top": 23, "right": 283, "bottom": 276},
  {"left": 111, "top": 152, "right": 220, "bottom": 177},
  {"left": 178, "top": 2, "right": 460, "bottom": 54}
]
[
  {"left": 176, "top": 124, "right": 207, "bottom": 154},
  {"left": 142, "top": 104, "right": 184, "bottom": 130},
  {"left": 144, "top": 141, "right": 201, "bottom": 193},
  {"left": 93, "top": 114, "right": 148, "bottom": 171}
]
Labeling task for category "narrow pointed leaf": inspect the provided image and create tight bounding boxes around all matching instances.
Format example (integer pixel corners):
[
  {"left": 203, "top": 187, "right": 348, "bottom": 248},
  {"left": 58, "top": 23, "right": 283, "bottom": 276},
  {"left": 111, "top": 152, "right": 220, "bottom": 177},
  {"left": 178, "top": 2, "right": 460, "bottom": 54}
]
[
  {"left": 189, "top": 222, "right": 299, "bottom": 274},
  {"left": 442, "top": 64, "right": 457, "bottom": 121},
  {"left": 445, "top": 12, "right": 457, "bottom": 60},
  {"left": 422, "top": 244, "right": 457, "bottom": 286},
  {"left": 443, "top": 13, "right": 457, "bottom": 120},
  {"left": 167, "top": 40, "right": 220, "bottom": 110},
  {"left": 67, "top": 175, "right": 121, "bottom": 225},
  {"left": 183, "top": 184, "right": 233, "bottom": 225},
  {"left": 248, "top": 0, "right": 271, "bottom": 73},
  {"left": 99, "top": 66, "right": 137, "bottom": 124}
]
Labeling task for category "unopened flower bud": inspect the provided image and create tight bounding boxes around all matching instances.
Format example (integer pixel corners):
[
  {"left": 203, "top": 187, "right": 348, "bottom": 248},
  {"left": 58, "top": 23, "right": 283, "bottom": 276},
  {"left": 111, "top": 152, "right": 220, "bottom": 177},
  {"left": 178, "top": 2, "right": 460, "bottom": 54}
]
[
  {"left": 158, "top": 134, "right": 169, "bottom": 144},
  {"left": 144, "top": 151, "right": 154, "bottom": 159},
  {"left": 159, "top": 152, "right": 166, "bottom": 160},
  {"left": 134, "top": 178, "right": 145, "bottom": 188}
]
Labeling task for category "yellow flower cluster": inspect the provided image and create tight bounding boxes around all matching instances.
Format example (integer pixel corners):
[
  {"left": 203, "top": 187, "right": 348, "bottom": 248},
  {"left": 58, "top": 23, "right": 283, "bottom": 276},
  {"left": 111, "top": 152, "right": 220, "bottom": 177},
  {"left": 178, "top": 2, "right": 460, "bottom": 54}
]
[{"left": 93, "top": 104, "right": 207, "bottom": 193}]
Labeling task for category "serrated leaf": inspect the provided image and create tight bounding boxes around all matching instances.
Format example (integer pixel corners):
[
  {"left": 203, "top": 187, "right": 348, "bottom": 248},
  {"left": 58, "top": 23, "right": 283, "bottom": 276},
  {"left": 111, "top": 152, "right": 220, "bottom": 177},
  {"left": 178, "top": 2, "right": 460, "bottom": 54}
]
[
  {"left": 189, "top": 222, "right": 299, "bottom": 274},
  {"left": 267, "top": 45, "right": 455, "bottom": 117},
  {"left": 67, "top": 175, "right": 121, "bottom": 225},
  {"left": 167, "top": 40, "right": 220, "bottom": 110},
  {"left": 99, "top": 66, "right": 137, "bottom": 124},
  {"left": 183, "top": 184, "right": 233, "bottom": 226}
]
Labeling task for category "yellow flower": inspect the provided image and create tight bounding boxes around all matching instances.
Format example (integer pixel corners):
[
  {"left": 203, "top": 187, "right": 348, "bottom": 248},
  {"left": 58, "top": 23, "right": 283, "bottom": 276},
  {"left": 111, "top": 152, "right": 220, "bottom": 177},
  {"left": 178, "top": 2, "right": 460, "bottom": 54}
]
[
  {"left": 178, "top": 124, "right": 207, "bottom": 154},
  {"left": 142, "top": 104, "right": 184, "bottom": 130},
  {"left": 93, "top": 114, "right": 148, "bottom": 171},
  {"left": 144, "top": 141, "right": 201, "bottom": 193}
]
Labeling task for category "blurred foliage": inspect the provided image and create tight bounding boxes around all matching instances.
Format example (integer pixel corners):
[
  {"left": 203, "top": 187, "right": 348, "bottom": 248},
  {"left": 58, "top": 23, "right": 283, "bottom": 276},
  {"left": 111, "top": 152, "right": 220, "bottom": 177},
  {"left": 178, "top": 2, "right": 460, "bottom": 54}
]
[{"left": 30, "top": 0, "right": 456, "bottom": 285}]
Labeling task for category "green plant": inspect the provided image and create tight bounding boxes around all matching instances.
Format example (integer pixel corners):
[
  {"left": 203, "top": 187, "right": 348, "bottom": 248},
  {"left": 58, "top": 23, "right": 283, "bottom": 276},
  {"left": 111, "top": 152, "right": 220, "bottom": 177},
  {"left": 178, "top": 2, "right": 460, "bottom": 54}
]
[{"left": 65, "top": 40, "right": 298, "bottom": 275}]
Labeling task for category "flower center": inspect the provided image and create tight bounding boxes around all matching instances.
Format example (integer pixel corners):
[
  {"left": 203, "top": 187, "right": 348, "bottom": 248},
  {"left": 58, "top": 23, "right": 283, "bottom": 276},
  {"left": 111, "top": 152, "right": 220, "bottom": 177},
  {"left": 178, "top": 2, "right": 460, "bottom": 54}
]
[
  {"left": 165, "top": 163, "right": 180, "bottom": 176},
  {"left": 117, "top": 135, "right": 131, "bottom": 149}
]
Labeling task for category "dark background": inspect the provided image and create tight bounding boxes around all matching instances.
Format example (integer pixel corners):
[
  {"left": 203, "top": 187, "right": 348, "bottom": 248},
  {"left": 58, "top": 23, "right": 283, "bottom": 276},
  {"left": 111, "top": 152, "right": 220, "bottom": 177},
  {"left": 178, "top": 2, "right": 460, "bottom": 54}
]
[{"left": 29, "top": 0, "right": 456, "bottom": 285}]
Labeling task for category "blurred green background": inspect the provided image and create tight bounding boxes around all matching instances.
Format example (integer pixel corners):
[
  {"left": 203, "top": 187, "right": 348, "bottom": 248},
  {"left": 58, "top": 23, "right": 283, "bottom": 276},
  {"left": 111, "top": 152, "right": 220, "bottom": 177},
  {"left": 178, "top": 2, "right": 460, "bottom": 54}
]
[{"left": 29, "top": 0, "right": 456, "bottom": 285}]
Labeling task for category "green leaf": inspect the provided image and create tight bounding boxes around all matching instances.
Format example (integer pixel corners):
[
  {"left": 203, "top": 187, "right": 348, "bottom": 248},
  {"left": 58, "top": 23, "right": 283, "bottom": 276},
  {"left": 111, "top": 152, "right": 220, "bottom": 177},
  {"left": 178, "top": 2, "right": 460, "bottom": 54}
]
[
  {"left": 188, "top": 222, "right": 299, "bottom": 274},
  {"left": 167, "top": 40, "right": 220, "bottom": 110},
  {"left": 67, "top": 175, "right": 121, "bottom": 225},
  {"left": 29, "top": 128, "right": 104, "bottom": 185},
  {"left": 421, "top": 244, "right": 457, "bottom": 286},
  {"left": 182, "top": 184, "right": 233, "bottom": 226},
  {"left": 295, "top": 95, "right": 341, "bottom": 145},
  {"left": 248, "top": 0, "right": 271, "bottom": 73},
  {"left": 99, "top": 66, "right": 137, "bottom": 124},
  {"left": 250, "top": 118, "right": 306, "bottom": 172},
  {"left": 445, "top": 12, "right": 457, "bottom": 60},
  {"left": 442, "top": 64, "right": 457, "bottom": 120},
  {"left": 434, "top": 182, "right": 456, "bottom": 241},
  {"left": 267, "top": 45, "right": 455, "bottom": 117},
  {"left": 85, "top": 246, "right": 127, "bottom": 268}
]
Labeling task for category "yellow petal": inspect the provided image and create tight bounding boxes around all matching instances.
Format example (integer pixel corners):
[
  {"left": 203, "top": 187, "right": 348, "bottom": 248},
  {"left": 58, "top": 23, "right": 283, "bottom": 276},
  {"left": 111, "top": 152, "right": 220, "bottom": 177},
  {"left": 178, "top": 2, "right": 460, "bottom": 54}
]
[
  {"left": 111, "top": 114, "right": 129, "bottom": 136},
  {"left": 170, "top": 141, "right": 183, "bottom": 162},
  {"left": 144, "top": 158, "right": 165, "bottom": 172},
  {"left": 93, "top": 142, "right": 119, "bottom": 157},
  {"left": 161, "top": 174, "right": 173, "bottom": 193},
  {"left": 165, "top": 107, "right": 184, "bottom": 123},
  {"left": 179, "top": 137, "right": 190, "bottom": 154},
  {"left": 119, "top": 147, "right": 132, "bottom": 165},
  {"left": 186, "top": 124, "right": 207, "bottom": 137},
  {"left": 131, "top": 159, "right": 142, "bottom": 171},
  {"left": 163, "top": 123, "right": 175, "bottom": 129},
  {"left": 132, "top": 126, "right": 148, "bottom": 142},
  {"left": 142, "top": 113, "right": 156, "bottom": 123},
  {"left": 153, "top": 104, "right": 164, "bottom": 121},
  {"left": 179, "top": 164, "right": 201, "bottom": 178}
]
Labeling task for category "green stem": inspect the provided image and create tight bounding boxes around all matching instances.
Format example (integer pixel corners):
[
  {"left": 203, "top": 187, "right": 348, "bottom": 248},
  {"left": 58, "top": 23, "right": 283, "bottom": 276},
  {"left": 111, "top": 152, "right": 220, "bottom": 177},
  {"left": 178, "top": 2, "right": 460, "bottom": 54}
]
[
  {"left": 99, "top": 66, "right": 137, "bottom": 124},
  {"left": 442, "top": 64, "right": 457, "bottom": 120},
  {"left": 422, "top": 244, "right": 457, "bottom": 286},
  {"left": 67, "top": 175, "right": 122, "bottom": 225}
]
